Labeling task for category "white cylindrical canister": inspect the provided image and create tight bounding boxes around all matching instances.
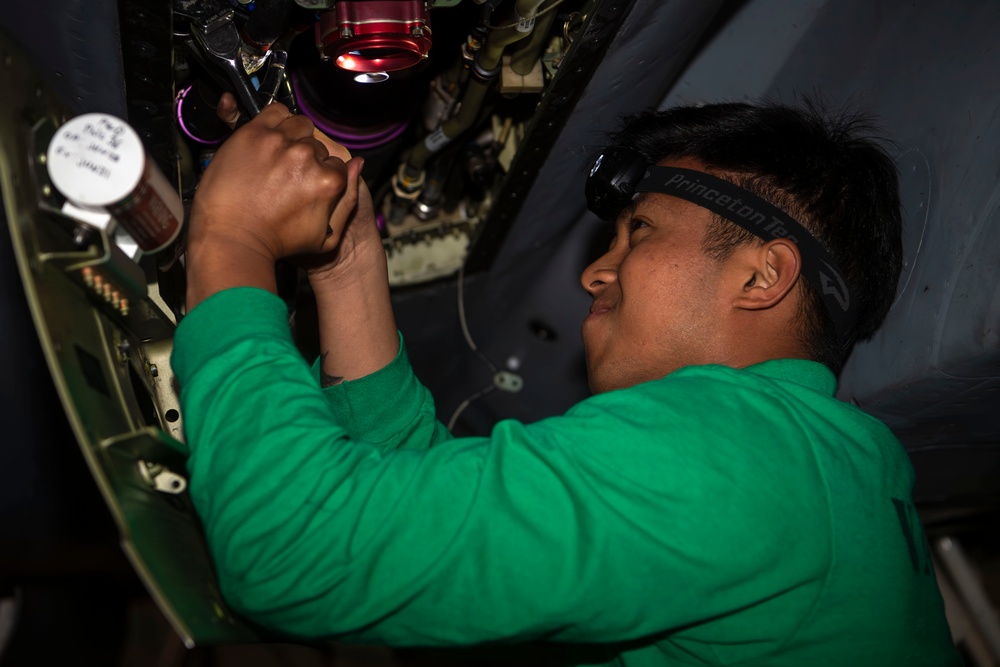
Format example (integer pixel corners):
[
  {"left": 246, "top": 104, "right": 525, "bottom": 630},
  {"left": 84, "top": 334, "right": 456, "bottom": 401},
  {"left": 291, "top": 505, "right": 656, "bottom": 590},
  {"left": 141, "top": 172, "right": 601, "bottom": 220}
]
[{"left": 46, "top": 113, "right": 183, "bottom": 253}]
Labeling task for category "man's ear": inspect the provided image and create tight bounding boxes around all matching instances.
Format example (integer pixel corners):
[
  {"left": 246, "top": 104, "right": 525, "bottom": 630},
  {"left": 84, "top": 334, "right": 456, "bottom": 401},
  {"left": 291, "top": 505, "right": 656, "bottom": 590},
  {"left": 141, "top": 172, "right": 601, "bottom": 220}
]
[{"left": 731, "top": 239, "right": 802, "bottom": 311}]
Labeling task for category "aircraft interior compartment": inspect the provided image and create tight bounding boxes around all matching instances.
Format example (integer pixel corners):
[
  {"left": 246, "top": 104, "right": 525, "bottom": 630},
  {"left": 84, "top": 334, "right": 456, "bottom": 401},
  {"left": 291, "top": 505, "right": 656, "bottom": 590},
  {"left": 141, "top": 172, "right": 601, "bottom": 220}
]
[{"left": 0, "top": 0, "right": 998, "bottom": 664}]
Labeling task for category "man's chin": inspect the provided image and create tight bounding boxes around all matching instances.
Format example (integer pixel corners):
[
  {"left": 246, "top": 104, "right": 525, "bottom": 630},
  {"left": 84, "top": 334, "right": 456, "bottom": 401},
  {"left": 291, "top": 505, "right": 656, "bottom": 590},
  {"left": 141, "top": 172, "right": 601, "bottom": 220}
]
[
  {"left": 587, "top": 364, "right": 665, "bottom": 394},
  {"left": 585, "top": 369, "right": 614, "bottom": 395},
  {"left": 585, "top": 354, "right": 624, "bottom": 394}
]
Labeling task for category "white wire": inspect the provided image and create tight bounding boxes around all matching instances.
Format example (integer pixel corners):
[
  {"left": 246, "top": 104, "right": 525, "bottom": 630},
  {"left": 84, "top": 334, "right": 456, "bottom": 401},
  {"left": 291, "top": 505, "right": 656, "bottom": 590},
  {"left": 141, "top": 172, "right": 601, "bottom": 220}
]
[
  {"left": 451, "top": 261, "right": 501, "bottom": 431},
  {"left": 457, "top": 262, "right": 498, "bottom": 373},
  {"left": 447, "top": 384, "right": 497, "bottom": 431}
]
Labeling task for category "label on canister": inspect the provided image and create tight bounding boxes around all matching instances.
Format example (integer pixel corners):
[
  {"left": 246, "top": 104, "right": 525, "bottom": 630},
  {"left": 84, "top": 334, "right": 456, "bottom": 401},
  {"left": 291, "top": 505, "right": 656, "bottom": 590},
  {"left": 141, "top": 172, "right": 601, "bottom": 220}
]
[{"left": 46, "top": 113, "right": 183, "bottom": 253}]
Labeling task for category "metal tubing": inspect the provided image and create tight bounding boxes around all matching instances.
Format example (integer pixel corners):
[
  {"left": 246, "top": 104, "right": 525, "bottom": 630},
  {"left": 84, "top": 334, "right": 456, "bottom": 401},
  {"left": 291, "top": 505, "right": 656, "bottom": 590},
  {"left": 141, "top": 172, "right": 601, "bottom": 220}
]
[
  {"left": 406, "top": 77, "right": 491, "bottom": 171},
  {"left": 403, "top": 0, "right": 547, "bottom": 172},
  {"left": 477, "top": 0, "right": 548, "bottom": 73},
  {"left": 510, "top": 5, "right": 557, "bottom": 75}
]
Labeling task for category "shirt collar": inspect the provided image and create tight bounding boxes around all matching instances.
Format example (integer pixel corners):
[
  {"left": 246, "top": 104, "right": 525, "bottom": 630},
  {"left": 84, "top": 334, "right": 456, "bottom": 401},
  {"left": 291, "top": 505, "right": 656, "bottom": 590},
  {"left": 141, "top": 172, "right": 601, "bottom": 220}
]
[{"left": 742, "top": 358, "right": 838, "bottom": 396}]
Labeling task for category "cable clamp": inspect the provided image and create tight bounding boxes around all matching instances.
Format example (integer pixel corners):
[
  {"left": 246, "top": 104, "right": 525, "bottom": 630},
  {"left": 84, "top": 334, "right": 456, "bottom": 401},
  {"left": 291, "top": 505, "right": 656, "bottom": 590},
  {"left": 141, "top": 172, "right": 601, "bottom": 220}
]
[{"left": 493, "top": 371, "right": 523, "bottom": 393}]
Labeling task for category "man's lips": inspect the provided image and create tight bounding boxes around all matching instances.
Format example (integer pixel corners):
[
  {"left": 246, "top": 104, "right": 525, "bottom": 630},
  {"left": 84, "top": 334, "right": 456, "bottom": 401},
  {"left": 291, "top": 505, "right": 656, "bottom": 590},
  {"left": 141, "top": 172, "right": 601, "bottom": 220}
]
[{"left": 587, "top": 301, "right": 614, "bottom": 317}]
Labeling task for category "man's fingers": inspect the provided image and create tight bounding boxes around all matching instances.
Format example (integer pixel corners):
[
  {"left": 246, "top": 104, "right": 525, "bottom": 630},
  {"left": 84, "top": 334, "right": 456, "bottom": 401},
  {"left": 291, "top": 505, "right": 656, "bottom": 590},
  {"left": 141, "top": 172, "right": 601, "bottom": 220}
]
[
  {"left": 255, "top": 102, "right": 294, "bottom": 127},
  {"left": 217, "top": 92, "right": 240, "bottom": 129},
  {"left": 313, "top": 128, "right": 353, "bottom": 162},
  {"left": 217, "top": 91, "right": 354, "bottom": 164},
  {"left": 320, "top": 157, "right": 364, "bottom": 253},
  {"left": 309, "top": 136, "right": 332, "bottom": 162},
  {"left": 275, "top": 113, "right": 317, "bottom": 141},
  {"left": 315, "top": 153, "right": 349, "bottom": 195},
  {"left": 217, "top": 95, "right": 294, "bottom": 132}
]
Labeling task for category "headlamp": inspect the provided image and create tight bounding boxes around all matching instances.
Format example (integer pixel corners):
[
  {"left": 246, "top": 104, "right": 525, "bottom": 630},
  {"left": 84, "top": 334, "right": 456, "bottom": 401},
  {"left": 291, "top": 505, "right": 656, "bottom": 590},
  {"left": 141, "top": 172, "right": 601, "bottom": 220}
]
[
  {"left": 585, "top": 146, "right": 649, "bottom": 223},
  {"left": 585, "top": 146, "right": 857, "bottom": 340}
]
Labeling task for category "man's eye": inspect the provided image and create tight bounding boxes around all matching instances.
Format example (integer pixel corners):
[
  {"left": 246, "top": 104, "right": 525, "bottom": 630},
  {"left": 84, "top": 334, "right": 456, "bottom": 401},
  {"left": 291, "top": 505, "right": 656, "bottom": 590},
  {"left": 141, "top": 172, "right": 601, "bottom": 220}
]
[{"left": 629, "top": 219, "right": 649, "bottom": 233}]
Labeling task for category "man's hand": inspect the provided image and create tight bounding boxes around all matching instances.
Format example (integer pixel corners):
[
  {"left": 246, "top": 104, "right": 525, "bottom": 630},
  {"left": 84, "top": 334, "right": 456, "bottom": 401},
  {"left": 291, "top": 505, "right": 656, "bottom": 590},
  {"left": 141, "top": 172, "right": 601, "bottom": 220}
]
[
  {"left": 213, "top": 94, "right": 385, "bottom": 291},
  {"left": 190, "top": 102, "right": 362, "bottom": 261},
  {"left": 185, "top": 102, "right": 363, "bottom": 310}
]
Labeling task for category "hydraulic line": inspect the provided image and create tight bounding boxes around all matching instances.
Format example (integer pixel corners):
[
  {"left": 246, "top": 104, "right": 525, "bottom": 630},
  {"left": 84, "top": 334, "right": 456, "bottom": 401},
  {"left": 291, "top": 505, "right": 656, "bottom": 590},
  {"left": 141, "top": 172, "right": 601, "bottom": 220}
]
[
  {"left": 477, "top": 0, "right": 548, "bottom": 72},
  {"left": 403, "top": 0, "right": 547, "bottom": 174},
  {"left": 510, "top": 4, "right": 558, "bottom": 76}
]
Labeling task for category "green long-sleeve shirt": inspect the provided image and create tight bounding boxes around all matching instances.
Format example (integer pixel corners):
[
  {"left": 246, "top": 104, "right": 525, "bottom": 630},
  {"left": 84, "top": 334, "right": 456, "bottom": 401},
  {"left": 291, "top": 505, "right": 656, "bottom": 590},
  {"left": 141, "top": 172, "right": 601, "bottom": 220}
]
[{"left": 172, "top": 288, "right": 959, "bottom": 666}]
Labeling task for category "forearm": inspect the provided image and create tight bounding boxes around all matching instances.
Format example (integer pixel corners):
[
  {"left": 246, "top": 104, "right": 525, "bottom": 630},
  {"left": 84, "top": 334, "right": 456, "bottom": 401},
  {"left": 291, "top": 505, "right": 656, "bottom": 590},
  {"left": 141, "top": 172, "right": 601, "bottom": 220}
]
[{"left": 312, "top": 246, "right": 399, "bottom": 385}]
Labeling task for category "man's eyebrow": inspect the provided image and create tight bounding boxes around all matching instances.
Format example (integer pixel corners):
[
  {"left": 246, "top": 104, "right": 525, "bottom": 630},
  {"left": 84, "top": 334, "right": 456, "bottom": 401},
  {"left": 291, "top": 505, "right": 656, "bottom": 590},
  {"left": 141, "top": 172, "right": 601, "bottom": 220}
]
[{"left": 620, "top": 192, "right": 652, "bottom": 220}]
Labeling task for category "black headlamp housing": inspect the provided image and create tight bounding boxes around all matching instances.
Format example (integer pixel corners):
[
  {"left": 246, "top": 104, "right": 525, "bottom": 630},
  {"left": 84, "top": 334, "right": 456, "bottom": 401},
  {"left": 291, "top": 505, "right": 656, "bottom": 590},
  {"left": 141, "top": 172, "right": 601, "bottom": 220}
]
[{"left": 585, "top": 146, "right": 649, "bottom": 222}]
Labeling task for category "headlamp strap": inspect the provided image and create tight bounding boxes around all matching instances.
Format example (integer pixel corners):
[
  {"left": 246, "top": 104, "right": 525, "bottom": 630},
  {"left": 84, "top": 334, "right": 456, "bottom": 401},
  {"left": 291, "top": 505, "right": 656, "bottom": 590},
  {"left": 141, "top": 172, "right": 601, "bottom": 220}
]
[{"left": 636, "top": 167, "right": 856, "bottom": 340}]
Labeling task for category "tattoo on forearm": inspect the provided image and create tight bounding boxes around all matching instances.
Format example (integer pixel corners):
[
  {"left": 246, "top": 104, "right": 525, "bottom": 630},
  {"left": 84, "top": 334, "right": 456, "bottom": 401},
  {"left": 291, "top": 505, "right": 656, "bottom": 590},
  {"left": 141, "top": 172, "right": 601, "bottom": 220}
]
[{"left": 319, "top": 352, "right": 344, "bottom": 387}]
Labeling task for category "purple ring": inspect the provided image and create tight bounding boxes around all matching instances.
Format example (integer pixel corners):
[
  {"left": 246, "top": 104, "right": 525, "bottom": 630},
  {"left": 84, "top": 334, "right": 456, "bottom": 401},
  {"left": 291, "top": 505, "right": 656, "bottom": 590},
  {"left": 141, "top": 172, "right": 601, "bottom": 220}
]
[
  {"left": 175, "top": 85, "right": 225, "bottom": 146},
  {"left": 291, "top": 72, "right": 409, "bottom": 152}
]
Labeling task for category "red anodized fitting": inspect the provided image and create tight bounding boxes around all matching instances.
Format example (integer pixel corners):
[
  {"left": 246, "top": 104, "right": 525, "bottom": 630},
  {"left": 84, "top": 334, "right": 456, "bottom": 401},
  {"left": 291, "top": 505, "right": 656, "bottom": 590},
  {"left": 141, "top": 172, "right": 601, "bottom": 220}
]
[{"left": 315, "top": 0, "right": 432, "bottom": 74}]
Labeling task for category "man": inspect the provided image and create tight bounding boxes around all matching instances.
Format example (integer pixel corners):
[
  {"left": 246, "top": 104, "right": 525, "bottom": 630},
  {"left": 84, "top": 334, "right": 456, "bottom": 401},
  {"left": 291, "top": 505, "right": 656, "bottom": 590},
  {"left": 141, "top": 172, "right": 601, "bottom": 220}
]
[{"left": 172, "top": 99, "right": 960, "bottom": 665}]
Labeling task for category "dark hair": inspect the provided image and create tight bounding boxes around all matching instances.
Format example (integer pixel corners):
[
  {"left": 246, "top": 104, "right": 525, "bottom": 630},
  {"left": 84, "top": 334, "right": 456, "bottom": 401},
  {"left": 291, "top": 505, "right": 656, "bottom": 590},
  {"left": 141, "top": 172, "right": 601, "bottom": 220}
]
[{"left": 608, "top": 99, "right": 903, "bottom": 373}]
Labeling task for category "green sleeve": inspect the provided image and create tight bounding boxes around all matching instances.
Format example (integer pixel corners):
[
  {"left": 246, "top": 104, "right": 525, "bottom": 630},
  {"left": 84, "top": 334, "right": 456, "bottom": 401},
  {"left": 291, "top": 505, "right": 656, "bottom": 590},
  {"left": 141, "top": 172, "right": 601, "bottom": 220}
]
[
  {"left": 172, "top": 288, "right": 830, "bottom": 646},
  {"left": 309, "top": 334, "right": 452, "bottom": 451}
]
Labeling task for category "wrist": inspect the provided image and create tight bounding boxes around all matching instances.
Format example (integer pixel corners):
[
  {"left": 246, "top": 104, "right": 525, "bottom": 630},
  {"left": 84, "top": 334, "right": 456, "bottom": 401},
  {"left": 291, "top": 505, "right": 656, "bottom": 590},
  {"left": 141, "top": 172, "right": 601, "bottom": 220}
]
[
  {"left": 187, "top": 209, "right": 281, "bottom": 263},
  {"left": 185, "top": 237, "right": 278, "bottom": 311},
  {"left": 307, "top": 244, "right": 388, "bottom": 292}
]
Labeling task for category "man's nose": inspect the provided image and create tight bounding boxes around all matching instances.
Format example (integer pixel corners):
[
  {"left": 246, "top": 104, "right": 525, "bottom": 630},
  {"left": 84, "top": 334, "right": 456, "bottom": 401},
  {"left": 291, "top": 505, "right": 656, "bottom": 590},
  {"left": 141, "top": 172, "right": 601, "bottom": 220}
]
[{"left": 580, "top": 250, "right": 619, "bottom": 297}]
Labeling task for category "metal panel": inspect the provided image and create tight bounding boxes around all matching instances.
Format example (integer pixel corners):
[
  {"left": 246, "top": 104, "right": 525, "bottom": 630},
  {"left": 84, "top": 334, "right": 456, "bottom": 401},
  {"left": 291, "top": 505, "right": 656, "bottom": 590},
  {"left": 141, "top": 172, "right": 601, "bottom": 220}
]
[{"left": 0, "top": 29, "right": 258, "bottom": 647}]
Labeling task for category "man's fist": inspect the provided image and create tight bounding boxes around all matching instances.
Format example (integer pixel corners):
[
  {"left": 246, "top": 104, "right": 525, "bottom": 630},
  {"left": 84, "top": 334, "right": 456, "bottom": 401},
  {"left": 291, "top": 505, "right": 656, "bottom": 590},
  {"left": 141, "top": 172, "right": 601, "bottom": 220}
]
[{"left": 189, "top": 102, "right": 362, "bottom": 263}]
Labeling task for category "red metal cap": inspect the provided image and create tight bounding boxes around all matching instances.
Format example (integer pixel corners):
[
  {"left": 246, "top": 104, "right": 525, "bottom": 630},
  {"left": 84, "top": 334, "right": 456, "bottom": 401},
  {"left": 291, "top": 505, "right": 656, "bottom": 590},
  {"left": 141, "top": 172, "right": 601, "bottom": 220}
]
[{"left": 316, "top": 1, "right": 432, "bottom": 74}]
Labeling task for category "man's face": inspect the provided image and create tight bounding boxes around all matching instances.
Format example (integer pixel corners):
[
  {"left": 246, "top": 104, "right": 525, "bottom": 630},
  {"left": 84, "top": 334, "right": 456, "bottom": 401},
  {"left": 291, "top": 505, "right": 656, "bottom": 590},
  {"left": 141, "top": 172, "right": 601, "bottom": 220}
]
[{"left": 580, "top": 158, "right": 737, "bottom": 393}]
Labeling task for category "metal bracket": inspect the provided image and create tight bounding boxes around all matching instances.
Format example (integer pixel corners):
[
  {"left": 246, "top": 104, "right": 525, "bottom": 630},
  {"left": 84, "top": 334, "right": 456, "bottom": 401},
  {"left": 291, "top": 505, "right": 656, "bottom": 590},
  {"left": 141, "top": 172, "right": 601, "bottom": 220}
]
[{"left": 138, "top": 460, "right": 188, "bottom": 495}]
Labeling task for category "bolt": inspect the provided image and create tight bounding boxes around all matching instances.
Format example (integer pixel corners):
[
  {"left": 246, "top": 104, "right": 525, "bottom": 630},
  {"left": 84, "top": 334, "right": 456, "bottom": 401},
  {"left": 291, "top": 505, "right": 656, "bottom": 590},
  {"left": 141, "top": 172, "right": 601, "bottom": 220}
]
[{"left": 73, "top": 225, "right": 90, "bottom": 246}]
